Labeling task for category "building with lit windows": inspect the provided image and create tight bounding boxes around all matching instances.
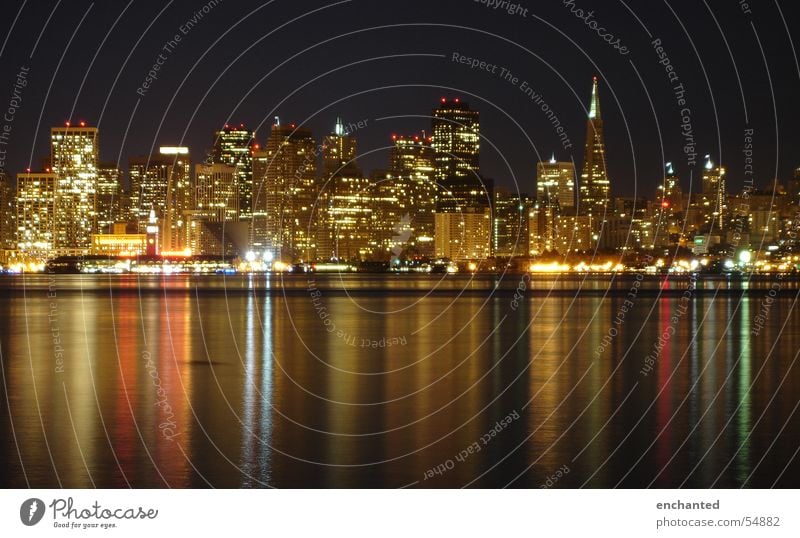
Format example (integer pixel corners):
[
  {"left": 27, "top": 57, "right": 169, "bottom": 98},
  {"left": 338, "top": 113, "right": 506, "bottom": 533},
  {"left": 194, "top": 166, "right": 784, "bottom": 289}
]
[
  {"left": 211, "top": 125, "right": 255, "bottom": 219},
  {"left": 701, "top": 155, "right": 726, "bottom": 230},
  {"left": 190, "top": 163, "right": 247, "bottom": 256},
  {"left": 579, "top": 78, "right": 611, "bottom": 228},
  {"left": 50, "top": 124, "right": 98, "bottom": 251},
  {"left": 537, "top": 156, "right": 575, "bottom": 210},
  {"left": 493, "top": 188, "right": 531, "bottom": 257},
  {"left": 129, "top": 146, "right": 192, "bottom": 252},
  {"left": 432, "top": 98, "right": 480, "bottom": 182},
  {"left": 15, "top": 172, "right": 57, "bottom": 258},
  {"left": 96, "top": 163, "right": 123, "bottom": 234},
  {"left": 434, "top": 209, "right": 492, "bottom": 261},
  {"left": 251, "top": 122, "right": 319, "bottom": 261},
  {"left": 0, "top": 174, "right": 13, "bottom": 250},
  {"left": 318, "top": 119, "right": 372, "bottom": 261}
]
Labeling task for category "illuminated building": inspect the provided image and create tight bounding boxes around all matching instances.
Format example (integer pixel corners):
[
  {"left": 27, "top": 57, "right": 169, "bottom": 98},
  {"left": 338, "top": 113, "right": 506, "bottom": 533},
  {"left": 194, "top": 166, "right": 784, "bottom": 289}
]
[
  {"left": 434, "top": 209, "right": 492, "bottom": 261},
  {"left": 211, "top": 125, "right": 255, "bottom": 219},
  {"left": 553, "top": 211, "right": 593, "bottom": 255},
  {"left": 251, "top": 122, "right": 318, "bottom": 261},
  {"left": 50, "top": 124, "right": 98, "bottom": 251},
  {"left": 432, "top": 98, "right": 480, "bottom": 182},
  {"left": 537, "top": 156, "right": 575, "bottom": 209},
  {"left": 579, "top": 78, "right": 611, "bottom": 225},
  {"left": 129, "top": 146, "right": 192, "bottom": 252},
  {"left": 145, "top": 208, "right": 159, "bottom": 257},
  {"left": 90, "top": 231, "right": 147, "bottom": 257},
  {"left": 318, "top": 119, "right": 372, "bottom": 261},
  {"left": 0, "top": 174, "right": 13, "bottom": 249},
  {"left": 191, "top": 163, "right": 247, "bottom": 256},
  {"left": 96, "top": 163, "right": 123, "bottom": 234},
  {"left": 529, "top": 202, "right": 558, "bottom": 256},
  {"left": 493, "top": 188, "right": 531, "bottom": 257},
  {"left": 194, "top": 163, "right": 239, "bottom": 222},
  {"left": 15, "top": 172, "right": 57, "bottom": 257},
  {"left": 372, "top": 134, "right": 437, "bottom": 259},
  {"left": 701, "top": 155, "right": 726, "bottom": 230}
]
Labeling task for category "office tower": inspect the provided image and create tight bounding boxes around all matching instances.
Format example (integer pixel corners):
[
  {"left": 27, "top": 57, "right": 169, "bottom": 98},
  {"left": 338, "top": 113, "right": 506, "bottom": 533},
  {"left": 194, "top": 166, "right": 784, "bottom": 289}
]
[
  {"left": 537, "top": 155, "right": 575, "bottom": 209},
  {"left": 787, "top": 167, "right": 800, "bottom": 205},
  {"left": 432, "top": 98, "right": 480, "bottom": 183},
  {"left": 129, "top": 146, "right": 192, "bottom": 252},
  {"left": 318, "top": 119, "right": 372, "bottom": 261},
  {"left": 702, "top": 155, "right": 726, "bottom": 230},
  {"left": 251, "top": 123, "right": 318, "bottom": 261},
  {"left": 493, "top": 188, "right": 531, "bottom": 257},
  {"left": 211, "top": 125, "right": 255, "bottom": 219},
  {"left": 194, "top": 163, "right": 239, "bottom": 222},
  {"left": 579, "top": 77, "right": 611, "bottom": 220},
  {"left": 0, "top": 174, "right": 13, "bottom": 250},
  {"left": 528, "top": 202, "right": 558, "bottom": 256},
  {"left": 15, "top": 172, "right": 57, "bottom": 256},
  {"left": 96, "top": 163, "right": 123, "bottom": 234},
  {"left": 50, "top": 123, "right": 98, "bottom": 251},
  {"left": 189, "top": 163, "right": 246, "bottom": 256},
  {"left": 371, "top": 134, "right": 437, "bottom": 258},
  {"left": 434, "top": 210, "right": 492, "bottom": 261}
]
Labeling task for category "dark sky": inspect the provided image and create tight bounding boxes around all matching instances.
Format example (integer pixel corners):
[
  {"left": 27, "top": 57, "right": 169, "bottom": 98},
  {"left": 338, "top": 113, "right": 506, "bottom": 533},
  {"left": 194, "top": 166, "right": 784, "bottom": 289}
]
[{"left": 0, "top": 0, "right": 798, "bottom": 199}]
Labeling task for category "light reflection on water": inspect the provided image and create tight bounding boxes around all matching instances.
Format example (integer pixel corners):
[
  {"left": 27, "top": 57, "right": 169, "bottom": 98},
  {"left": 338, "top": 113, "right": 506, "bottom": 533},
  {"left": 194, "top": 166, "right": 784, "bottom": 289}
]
[{"left": 0, "top": 274, "right": 798, "bottom": 488}]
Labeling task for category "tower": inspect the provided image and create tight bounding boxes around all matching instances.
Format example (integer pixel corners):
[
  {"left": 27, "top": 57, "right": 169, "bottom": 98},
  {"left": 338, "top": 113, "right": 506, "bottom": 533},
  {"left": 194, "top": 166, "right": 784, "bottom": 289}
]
[
  {"left": 211, "top": 125, "right": 255, "bottom": 219},
  {"left": 702, "top": 155, "right": 726, "bottom": 230},
  {"left": 145, "top": 207, "right": 159, "bottom": 257},
  {"left": 579, "top": 78, "right": 610, "bottom": 222},
  {"left": 432, "top": 98, "right": 480, "bottom": 183},
  {"left": 50, "top": 123, "right": 98, "bottom": 251},
  {"left": 537, "top": 155, "right": 576, "bottom": 210}
]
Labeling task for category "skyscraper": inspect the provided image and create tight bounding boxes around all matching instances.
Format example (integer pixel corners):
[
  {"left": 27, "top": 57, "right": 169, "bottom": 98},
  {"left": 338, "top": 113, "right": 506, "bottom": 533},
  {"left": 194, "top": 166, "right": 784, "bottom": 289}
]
[
  {"left": 15, "top": 172, "right": 57, "bottom": 257},
  {"left": 251, "top": 123, "right": 319, "bottom": 261},
  {"left": 95, "top": 163, "right": 123, "bottom": 234},
  {"left": 318, "top": 119, "right": 372, "bottom": 261},
  {"left": 211, "top": 125, "right": 255, "bottom": 219},
  {"left": 129, "top": 147, "right": 192, "bottom": 252},
  {"left": 50, "top": 123, "right": 98, "bottom": 251},
  {"left": 371, "top": 134, "right": 437, "bottom": 258},
  {"left": 537, "top": 155, "right": 576, "bottom": 209},
  {"left": 432, "top": 98, "right": 480, "bottom": 183},
  {"left": 579, "top": 78, "right": 611, "bottom": 221},
  {"left": 0, "top": 174, "right": 13, "bottom": 250},
  {"left": 194, "top": 163, "right": 239, "bottom": 222},
  {"left": 702, "top": 155, "right": 726, "bottom": 230},
  {"left": 493, "top": 188, "right": 531, "bottom": 257}
]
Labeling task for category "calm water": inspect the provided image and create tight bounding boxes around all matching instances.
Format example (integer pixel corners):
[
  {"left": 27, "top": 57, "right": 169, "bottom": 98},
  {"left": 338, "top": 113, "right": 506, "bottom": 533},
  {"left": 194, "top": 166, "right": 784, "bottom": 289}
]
[{"left": 1, "top": 274, "right": 799, "bottom": 488}]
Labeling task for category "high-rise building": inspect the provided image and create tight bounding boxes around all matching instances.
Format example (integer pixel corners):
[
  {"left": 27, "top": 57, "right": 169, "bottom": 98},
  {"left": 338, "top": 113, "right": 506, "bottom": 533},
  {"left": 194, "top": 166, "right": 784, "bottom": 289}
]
[
  {"left": 251, "top": 123, "right": 319, "bottom": 261},
  {"left": 371, "top": 134, "right": 437, "bottom": 258},
  {"left": 96, "top": 163, "right": 123, "bottom": 234},
  {"left": 15, "top": 172, "right": 57, "bottom": 257},
  {"left": 493, "top": 188, "right": 531, "bottom": 257},
  {"left": 129, "top": 147, "right": 192, "bottom": 252},
  {"left": 434, "top": 210, "right": 492, "bottom": 261},
  {"left": 579, "top": 78, "right": 611, "bottom": 221},
  {"left": 211, "top": 125, "right": 255, "bottom": 219},
  {"left": 318, "top": 119, "right": 372, "bottom": 261},
  {"left": 432, "top": 98, "right": 480, "bottom": 183},
  {"left": 702, "top": 155, "right": 726, "bottom": 230},
  {"left": 537, "top": 156, "right": 575, "bottom": 209},
  {"left": 0, "top": 174, "right": 13, "bottom": 250},
  {"left": 787, "top": 167, "right": 800, "bottom": 204},
  {"left": 50, "top": 124, "right": 98, "bottom": 251},
  {"left": 194, "top": 163, "right": 239, "bottom": 222}
]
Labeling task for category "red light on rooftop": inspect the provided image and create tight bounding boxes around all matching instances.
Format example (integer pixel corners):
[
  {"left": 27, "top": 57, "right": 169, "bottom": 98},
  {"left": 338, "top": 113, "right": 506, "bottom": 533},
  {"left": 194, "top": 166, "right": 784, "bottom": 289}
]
[
  {"left": 26, "top": 168, "right": 31, "bottom": 172},
  {"left": 593, "top": 75, "right": 598, "bottom": 82},
  {"left": 391, "top": 134, "right": 397, "bottom": 140},
  {"left": 662, "top": 201, "right": 670, "bottom": 208},
  {"left": 65, "top": 121, "right": 70, "bottom": 127},
  {"left": 454, "top": 98, "right": 460, "bottom": 103},
  {"left": 441, "top": 98, "right": 446, "bottom": 103},
  {"left": 79, "top": 121, "right": 85, "bottom": 127}
]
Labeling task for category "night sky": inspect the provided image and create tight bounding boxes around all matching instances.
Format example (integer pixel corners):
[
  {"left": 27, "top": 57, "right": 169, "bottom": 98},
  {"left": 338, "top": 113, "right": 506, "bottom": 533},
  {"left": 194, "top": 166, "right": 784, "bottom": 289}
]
[{"left": 0, "top": 0, "right": 798, "bottom": 198}]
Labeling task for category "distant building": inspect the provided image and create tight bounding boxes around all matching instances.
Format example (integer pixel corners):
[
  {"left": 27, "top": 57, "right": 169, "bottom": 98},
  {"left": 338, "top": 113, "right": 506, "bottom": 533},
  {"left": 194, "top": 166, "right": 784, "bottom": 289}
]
[
  {"left": 537, "top": 156, "right": 575, "bottom": 210},
  {"left": 0, "top": 174, "right": 13, "bottom": 250},
  {"left": 493, "top": 188, "right": 531, "bottom": 257},
  {"left": 15, "top": 172, "right": 57, "bottom": 257},
  {"left": 579, "top": 78, "right": 611, "bottom": 236},
  {"left": 51, "top": 124, "right": 98, "bottom": 251},
  {"left": 701, "top": 155, "right": 726, "bottom": 231},
  {"left": 318, "top": 119, "right": 372, "bottom": 261},
  {"left": 96, "top": 163, "right": 123, "bottom": 234},
  {"left": 251, "top": 122, "right": 318, "bottom": 261},
  {"left": 211, "top": 125, "right": 255, "bottom": 219},
  {"left": 129, "top": 147, "right": 192, "bottom": 252},
  {"left": 435, "top": 209, "right": 491, "bottom": 261},
  {"left": 432, "top": 98, "right": 480, "bottom": 182}
]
